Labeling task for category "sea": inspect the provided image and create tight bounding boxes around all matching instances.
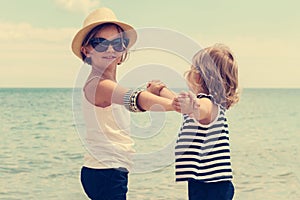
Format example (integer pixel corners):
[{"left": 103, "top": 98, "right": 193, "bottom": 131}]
[{"left": 1, "top": 88, "right": 300, "bottom": 200}]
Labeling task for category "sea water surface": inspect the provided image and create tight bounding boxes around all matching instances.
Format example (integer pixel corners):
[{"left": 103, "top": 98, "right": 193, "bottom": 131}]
[{"left": 1, "top": 88, "right": 300, "bottom": 199}]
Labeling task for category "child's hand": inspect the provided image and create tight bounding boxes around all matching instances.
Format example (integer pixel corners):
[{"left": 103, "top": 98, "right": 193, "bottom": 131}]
[
  {"left": 178, "top": 91, "right": 194, "bottom": 114},
  {"left": 172, "top": 91, "right": 198, "bottom": 115},
  {"left": 146, "top": 80, "right": 166, "bottom": 96}
]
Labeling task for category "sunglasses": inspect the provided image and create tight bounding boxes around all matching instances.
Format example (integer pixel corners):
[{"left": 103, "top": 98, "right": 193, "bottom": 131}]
[{"left": 89, "top": 37, "right": 129, "bottom": 52}]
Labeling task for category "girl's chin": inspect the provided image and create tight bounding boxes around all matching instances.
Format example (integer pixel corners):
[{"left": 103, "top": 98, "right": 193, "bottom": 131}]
[{"left": 100, "top": 59, "right": 119, "bottom": 66}]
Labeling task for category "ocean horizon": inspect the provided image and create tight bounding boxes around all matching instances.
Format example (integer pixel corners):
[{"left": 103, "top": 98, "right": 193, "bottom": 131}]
[{"left": 1, "top": 88, "right": 299, "bottom": 199}]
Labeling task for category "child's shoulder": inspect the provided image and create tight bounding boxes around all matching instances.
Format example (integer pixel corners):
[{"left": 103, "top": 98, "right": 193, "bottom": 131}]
[
  {"left": 197, "top": 93, "right": 215, "bottom": 102},
  {"left": 197, "top": 93, "right": 226, "bottom": 111}
]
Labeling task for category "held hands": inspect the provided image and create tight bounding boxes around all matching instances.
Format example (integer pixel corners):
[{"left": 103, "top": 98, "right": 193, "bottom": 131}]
[
  {"left": 172, "top": 91, "right": 200, "bottom": 118},
  {"left": 146, "top": 80, "right": 166, "bottom": 96}
]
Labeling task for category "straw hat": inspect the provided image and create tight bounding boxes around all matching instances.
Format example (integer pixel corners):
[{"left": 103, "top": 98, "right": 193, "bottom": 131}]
[{"left": 71, "top": 7, "right": 137, "bottom": 60}]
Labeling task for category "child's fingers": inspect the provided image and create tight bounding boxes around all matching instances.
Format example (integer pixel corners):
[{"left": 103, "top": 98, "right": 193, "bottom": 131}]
[
  {"left": 173, "top": 98, "right": 182, "bottom": 107},
  {"left": 173, "top": 105, "right": 181, "bottom": 112},
  {"left": 172, "top": 100, "right": 181, "bottom": 112},
  {"left": 177, "top": 96, "right": 190, "bottom": 103},
  {"left": 178, "top": 91, "right": 188, "bottom": 97}
]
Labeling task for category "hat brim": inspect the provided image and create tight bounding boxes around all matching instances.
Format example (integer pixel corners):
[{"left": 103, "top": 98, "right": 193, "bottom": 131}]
[{"left": 71, "top": 21, "right": 137, "bottom": 60}]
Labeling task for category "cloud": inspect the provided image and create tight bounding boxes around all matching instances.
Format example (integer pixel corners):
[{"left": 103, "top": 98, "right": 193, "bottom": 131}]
[
  {"left": 0, "top": 21, "right": 81, "bottom": 88},
  {"left": 54, "top": 0, "right": 100, "bottom": 14},
  {"left": 0, "top": 21, "right": 79, "bottom": 68},
  {"left": 0, "top": 21, "right": 77, "bottom": 43}
]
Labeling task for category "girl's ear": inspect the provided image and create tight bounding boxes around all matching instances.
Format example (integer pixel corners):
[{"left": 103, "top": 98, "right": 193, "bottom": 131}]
[{"left": 81, "top": 46, "right": 91, "bottom": 58}]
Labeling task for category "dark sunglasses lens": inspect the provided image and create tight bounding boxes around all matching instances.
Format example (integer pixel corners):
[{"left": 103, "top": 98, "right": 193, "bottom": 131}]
[
  {"left": 113, "top": 38, "right": 130, "bottom": 52},
  {"left": 90, "top": 38, "right": 109, "bottom": 52},
  {"left": 90, "top": 38, "right": 130, "bottom": 52},
  {"left": 95, "top": 45, "right": 108, "bottom": 52},
  {"left": 123, "top": 38, "right": 129, "bottom": 47},
  {"left": 111, "top": 38, "right": 124, "bottom": 52}
]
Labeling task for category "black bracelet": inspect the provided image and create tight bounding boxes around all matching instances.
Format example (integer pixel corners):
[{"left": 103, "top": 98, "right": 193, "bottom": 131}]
[
  {"left": 123, "top": 89, "right": 146, "bottom": 112},
  {"left": 135, "top": 91, "right": 146, "bottom": 112}
]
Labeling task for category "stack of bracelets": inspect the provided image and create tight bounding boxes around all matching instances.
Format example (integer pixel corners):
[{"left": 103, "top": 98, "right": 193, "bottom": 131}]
[{"left": 123, "top": 88, "right": 146, "bottom": 112}]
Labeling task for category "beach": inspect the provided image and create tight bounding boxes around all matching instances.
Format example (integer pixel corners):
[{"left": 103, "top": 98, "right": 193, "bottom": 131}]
[{"left": 1, "top": 88, "right": 299, "bottom": 199}]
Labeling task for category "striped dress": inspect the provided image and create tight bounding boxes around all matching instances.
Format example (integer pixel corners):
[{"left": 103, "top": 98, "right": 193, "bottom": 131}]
[{"left": 175, "top": 93, "right": 233, "bottom": 183}]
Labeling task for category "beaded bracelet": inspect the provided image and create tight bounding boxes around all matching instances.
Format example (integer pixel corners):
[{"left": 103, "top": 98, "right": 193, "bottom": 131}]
[{"left": 123, "top": 88, "right": 146, "bottom": 112}]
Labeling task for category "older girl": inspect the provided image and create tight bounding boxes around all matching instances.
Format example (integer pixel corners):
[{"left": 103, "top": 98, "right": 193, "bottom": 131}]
[{"left": 71, "top": 7, "right": 173, "bottom": 200}]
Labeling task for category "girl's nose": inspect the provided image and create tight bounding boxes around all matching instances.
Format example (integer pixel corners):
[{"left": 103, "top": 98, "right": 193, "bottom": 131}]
[{"left": 106, "top": 44, "right": 115, "bottom": 52}]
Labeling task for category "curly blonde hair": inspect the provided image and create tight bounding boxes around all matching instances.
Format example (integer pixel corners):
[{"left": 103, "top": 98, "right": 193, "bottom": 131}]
[{"left": 185, "top": 44, "right": 239, "bottom": 109}]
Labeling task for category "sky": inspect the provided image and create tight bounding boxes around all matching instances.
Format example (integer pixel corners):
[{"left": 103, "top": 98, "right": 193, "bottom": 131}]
[{"left": 0, "top": 0, "right": 299, "bottom": 88}]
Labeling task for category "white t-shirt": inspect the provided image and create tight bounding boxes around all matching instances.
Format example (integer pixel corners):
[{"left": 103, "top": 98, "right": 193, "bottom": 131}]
[{"left": 81, "top": 81, "right": 135, "bottom": 171}]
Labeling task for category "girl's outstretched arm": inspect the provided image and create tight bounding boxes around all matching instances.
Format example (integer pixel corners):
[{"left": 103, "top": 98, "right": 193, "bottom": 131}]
[
  {"left": 84, "top": 78, "right": 174, "bottom": 111},
  {"left": 137, "top": 91, "right": 174, "bottom": 111}
]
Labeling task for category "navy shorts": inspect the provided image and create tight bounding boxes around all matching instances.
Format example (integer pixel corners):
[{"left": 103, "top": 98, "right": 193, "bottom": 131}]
[
  {"left": 188, "top": 180, "right": 235, "bottom": 200},
  {"left": 81, "top": 167, "right": 129, "bottom": 200}
]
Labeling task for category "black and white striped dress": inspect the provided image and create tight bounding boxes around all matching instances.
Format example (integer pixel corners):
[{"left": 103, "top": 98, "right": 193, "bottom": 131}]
[{"left": 175, "top": 93, "right": 233, "bottom": 183}]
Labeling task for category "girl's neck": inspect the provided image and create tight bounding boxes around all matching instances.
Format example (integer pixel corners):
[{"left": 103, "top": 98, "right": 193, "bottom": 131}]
[{"left": 91, "top": 65, "right": 117, "bottom": 81}]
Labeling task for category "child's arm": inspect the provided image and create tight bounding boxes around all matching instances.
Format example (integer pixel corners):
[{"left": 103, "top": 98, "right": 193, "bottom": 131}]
[{"left": 172, "top": 91, "right": 214, "bottom": 122}]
